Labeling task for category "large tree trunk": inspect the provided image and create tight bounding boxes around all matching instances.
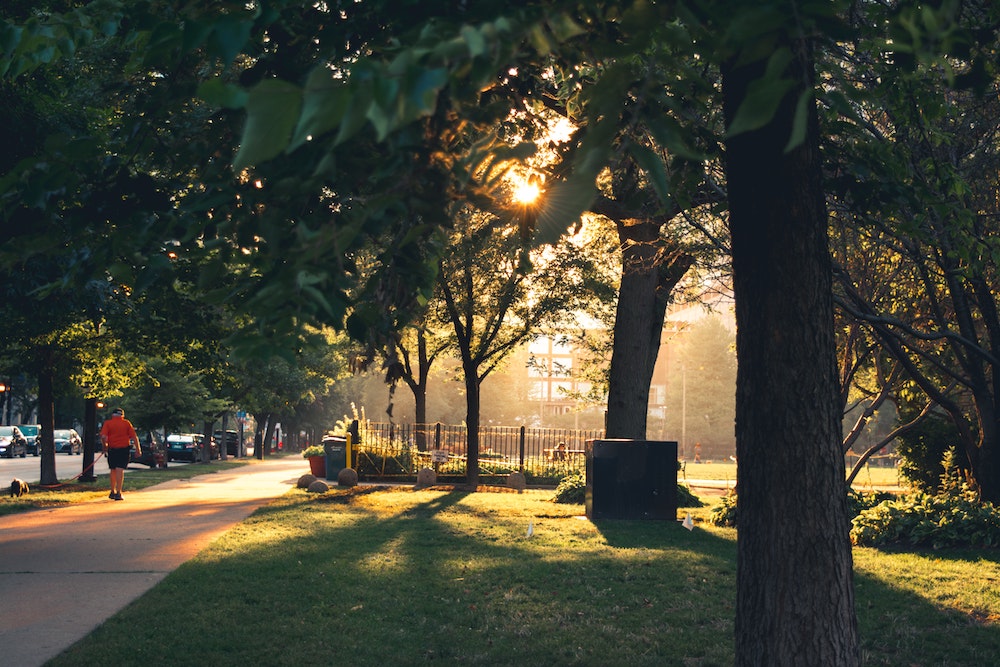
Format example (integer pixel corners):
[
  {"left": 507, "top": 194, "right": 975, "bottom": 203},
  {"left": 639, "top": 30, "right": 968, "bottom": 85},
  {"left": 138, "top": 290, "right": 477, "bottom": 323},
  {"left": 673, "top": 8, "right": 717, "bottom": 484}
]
[
  {"left": 723, "top": 33, "right": 860, "bottom": 666},
  {"left": 605, "top": 218, "right": 692, "bottom": 439},
  {"left": 463, "top": 362, "right": 480, "bottom": 488}
]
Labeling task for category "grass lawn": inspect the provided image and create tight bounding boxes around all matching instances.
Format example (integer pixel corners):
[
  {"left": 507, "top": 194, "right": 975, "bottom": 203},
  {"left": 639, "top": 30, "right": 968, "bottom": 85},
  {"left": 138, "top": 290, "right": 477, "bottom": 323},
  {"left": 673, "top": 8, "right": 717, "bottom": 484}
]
[
  {"left": 681, "top": 460, "right": 904, "bottom": 490},
  {"left": 48, "top": 486, "right": 1000, "bottom": 667}
]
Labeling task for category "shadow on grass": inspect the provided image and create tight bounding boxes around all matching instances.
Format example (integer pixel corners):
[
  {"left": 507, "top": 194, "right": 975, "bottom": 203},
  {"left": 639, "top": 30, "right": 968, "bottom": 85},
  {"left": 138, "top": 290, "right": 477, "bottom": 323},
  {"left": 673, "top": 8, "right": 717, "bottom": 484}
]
[{"left": 49, "top": 487, "right": 1000, "bottom": 667}]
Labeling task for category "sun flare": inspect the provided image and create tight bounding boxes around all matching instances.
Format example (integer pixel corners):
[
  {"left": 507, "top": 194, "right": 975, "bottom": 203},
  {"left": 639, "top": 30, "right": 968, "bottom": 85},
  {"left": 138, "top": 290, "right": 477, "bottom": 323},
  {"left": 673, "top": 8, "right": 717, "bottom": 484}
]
[{"left": 512, "top": 177, "right": 542, "bottom": 204}]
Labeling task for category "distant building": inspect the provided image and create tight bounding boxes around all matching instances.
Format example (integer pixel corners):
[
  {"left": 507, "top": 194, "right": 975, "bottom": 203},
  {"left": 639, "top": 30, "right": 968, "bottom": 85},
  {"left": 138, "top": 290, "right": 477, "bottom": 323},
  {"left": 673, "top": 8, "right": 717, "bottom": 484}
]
[{"left": 521, "top": 288, "right": 737, "bottom": 446}]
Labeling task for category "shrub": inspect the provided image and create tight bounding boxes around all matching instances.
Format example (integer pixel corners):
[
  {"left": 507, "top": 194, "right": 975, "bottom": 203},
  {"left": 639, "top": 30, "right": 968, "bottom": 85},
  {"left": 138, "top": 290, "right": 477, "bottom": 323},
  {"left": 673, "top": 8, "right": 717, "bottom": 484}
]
[
  {"left": 677, "top": 484, "right": 705, "bottom": 508},
  {"left": 850, "top": 492, "right": 1000, "bottom": 548},
  {"left": 851, "top": 448, "right": 1000, "bottom": 549},
  {"left": 710, "top": 489, "right": 898, "bottom": 530},
  {"left": 847, "top": 489, "right": 896, "bottom": 516},
  {"left": 709, "top": 491, "right": 738, "bottom": 527},
  {"left": 553, "top": 472, "right": 585, "bottom": 504},
  {"left": 894, "top": 413, "right": 961, "bottom": 493}
]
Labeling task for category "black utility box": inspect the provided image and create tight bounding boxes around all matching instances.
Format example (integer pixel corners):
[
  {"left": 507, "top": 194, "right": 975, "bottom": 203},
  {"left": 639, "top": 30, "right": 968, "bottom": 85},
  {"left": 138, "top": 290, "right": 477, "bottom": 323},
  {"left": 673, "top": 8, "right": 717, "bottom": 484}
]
[
  {"left": 585, "top": 439, "right": 678, "bottom": 520},
  {"left": 324, "top": 436, "right": 348, "bottom": 481}
]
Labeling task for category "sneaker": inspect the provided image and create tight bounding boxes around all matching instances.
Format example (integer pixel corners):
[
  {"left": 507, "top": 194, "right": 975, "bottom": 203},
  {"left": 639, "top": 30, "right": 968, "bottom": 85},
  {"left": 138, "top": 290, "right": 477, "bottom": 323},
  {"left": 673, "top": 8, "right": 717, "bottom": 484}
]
[
  {"left": 113, "top": 493, "right": 123, "bottom": 500},
  {"left": 109, "top": 492, "right": 116, "bottom": 499}
]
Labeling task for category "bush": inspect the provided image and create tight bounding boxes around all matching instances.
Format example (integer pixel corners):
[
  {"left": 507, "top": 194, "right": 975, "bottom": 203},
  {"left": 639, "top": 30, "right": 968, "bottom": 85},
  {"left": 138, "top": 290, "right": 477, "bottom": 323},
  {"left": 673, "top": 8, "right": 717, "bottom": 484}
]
[
  {"left": 709, "top": 490, "right": 897, "bottom": 530},
  {"left": 847, "top": 489, "right": 896, "bottom": 516},
  {"left": 851, "top": 448, "right": 1000, "bottom": 549},
  {"left": 677, "top": 484, "right": 705, "bottom": 508},
  {"left": 709, "top": 491, "right": 738, "bottom": 527},
  {"left": 894, "top": 413, "right": 961, "bottom": 493},
  {"left": 850, "top": 492, "right": 1000, "bottom": 549},
  {"left": 553, "top": 472, "right": 585, "bottom": 504}
]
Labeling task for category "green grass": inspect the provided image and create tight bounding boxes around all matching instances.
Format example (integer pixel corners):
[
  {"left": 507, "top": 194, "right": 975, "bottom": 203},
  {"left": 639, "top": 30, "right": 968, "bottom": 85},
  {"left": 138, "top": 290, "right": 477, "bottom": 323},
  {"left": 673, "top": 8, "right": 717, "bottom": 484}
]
[
  {"left": 681, "top": 461, "right": 904, "bottom": 489},
  {"left": 0, "top": 460, "right": 248, "bottom": 516},
  {"left": 47, "top": 487, "right": 1000, "bottom": 667}
]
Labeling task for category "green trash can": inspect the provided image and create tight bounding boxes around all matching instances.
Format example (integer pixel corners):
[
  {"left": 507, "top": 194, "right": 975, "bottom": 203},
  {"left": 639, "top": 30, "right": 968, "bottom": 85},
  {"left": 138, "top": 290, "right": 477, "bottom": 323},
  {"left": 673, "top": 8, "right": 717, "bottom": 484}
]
[{"left": 323, "top": 436, "right": 347, "bottom": 481}]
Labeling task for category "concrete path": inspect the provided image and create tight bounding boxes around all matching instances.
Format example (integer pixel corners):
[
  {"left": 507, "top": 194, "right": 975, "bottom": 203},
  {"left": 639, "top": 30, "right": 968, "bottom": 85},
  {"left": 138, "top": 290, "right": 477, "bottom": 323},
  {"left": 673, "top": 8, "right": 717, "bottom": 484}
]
[{"left": 0, "top": 456, "right": 306, "bottom": 667}]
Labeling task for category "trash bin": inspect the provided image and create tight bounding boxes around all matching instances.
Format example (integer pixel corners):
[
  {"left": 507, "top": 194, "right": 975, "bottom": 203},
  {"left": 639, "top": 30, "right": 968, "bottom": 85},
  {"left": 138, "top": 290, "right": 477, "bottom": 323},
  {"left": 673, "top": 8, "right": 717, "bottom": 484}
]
[
  {"left": 323, "top": 436, "right": 348, "bottom": 482},
  {"left": 585, "top": 439, "right": 678, "bottom": 520}
]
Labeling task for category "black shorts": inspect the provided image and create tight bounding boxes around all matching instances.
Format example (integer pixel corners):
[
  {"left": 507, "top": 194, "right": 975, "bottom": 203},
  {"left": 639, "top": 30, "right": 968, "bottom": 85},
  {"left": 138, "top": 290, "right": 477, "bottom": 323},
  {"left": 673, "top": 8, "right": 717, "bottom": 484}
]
[{"left": 107, "top": 448, "right": 130, "bottom": 470}]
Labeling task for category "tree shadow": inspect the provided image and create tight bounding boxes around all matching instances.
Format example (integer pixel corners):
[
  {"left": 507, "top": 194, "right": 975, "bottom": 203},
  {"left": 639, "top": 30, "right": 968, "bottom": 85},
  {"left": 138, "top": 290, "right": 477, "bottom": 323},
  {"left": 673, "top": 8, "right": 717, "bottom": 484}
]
[{"left": 52, "top": 488, "right": 1000, "bottom": 667}]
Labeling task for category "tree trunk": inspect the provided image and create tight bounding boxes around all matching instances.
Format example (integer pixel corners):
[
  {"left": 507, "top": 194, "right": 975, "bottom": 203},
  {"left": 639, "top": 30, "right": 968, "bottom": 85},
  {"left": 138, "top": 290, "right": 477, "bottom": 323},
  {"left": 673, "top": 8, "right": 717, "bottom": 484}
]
[
  {"left": 464, "top": 363, "right": 480, "bottom": 488},
  {"left": 605, "top": 218, "right": 692, "bottom": 439},
  {"left": 411, "top": 331, "right": 431, "bottom": 450},
  {"left": 37, "top": 365, "right": 57, "bottom": 486},
  {"left": 974, "top": 425, "right": 1000, "bottom": 503},
  {"left": 723, "top": 34, "right": 860, "bottom": 666}
]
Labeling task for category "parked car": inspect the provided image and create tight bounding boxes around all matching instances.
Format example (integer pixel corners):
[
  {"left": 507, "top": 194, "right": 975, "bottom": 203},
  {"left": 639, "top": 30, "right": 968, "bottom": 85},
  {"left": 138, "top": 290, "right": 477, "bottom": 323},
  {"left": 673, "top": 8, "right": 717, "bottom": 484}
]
[
  {"left": 0, "top": 425, "right": 28, "bottom": 458},
  {"left": 214, "top": 430, "right": 240, "bottom": 456},
  {"left": 127, "top": 431, "right": 165, "bottom": 467},
  {"left": 17, "top": 424, "right": 40, "bottom": 456},
  {"left": 166, "top": 433, "right": 218, "bottom": 462},
  {"left": 54, "top": 428, "right": 83, "bottom": 454}
]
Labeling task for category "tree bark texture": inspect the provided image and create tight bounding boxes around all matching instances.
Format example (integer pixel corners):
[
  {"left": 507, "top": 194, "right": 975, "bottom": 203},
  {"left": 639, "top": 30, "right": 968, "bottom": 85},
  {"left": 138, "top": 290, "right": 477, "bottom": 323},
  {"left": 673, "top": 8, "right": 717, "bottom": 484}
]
[
  {"left": 38, "top": 364, "right": 58, "bottom": 486},
  {"left": 463, "top": 361, "right": 481, "bottom": 488},
  {"left": 723, "top": 37, "right": 860, "bottom": 666},
  {"left": 605, "top": 218, "right": 692, "bottom": 439}
]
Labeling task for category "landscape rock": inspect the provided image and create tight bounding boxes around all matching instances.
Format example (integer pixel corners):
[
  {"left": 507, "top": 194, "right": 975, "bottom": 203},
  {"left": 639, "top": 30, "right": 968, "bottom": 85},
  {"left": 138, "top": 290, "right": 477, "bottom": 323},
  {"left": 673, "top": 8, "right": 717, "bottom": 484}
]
[
  {"left": 307, "top": 479, "right": 330, "bottom": 493},
  {"left": 507, "top": 471, "right": 527, "bottom": 492},
  {"left": 297, "top": 474, "right": 317, "bottom": 488},
  {"left": 415, "top": 467, "right": 437, "bottom": 488},
  {"left": 337, "top": 467, "right": 359, "bottom": 487}
]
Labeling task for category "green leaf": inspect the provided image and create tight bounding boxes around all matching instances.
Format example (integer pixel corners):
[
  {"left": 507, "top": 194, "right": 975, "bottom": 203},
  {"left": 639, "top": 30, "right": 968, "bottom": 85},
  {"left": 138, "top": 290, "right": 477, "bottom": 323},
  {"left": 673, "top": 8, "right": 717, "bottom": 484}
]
[
  {"left": 546, "top": 12, "right": 586, "bottom": 42},
  {"left": 290, "top": 69, "right": 351, "bottom": 150},
  {"left": 198, "top": 77, "right": 248, "bottom": 109},
  {"left": 725, "top": 48, "right": 796, "bottom": 138},
  {"left": 628, "top": 141, "right": 670, "bottom": 203},
  {"left": 783, "top": 89, "right": 811, "bottom": 153},
  {"left": 207, "top": 14, "right": 254, "bottom": 65},
  {"left": 233, "top": 79, "right": 302, "bottom": 170},
  {"left": 460, "top": 24, "right": 487, "bottom": 57},
  {"left": 645, "top": 116, "right": 705, "bottom": 161}
]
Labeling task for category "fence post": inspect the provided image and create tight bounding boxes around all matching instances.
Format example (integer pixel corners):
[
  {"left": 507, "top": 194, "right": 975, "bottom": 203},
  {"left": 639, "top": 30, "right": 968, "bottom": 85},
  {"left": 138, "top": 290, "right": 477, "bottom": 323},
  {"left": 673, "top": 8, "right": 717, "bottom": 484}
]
[
  {"left": 519, "top": 425, "right": 526, "bottom": 472},
  {"left": 435, "top": 422, "right": 441, "bottom": 450}
]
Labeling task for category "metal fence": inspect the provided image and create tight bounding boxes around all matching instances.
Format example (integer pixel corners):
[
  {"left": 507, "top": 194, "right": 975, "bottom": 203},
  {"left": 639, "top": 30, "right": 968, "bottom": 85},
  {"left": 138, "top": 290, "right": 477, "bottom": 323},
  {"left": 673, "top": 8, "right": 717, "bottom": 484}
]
[{"left": 350, "top": 422, "right": 605, "bottom": 482}]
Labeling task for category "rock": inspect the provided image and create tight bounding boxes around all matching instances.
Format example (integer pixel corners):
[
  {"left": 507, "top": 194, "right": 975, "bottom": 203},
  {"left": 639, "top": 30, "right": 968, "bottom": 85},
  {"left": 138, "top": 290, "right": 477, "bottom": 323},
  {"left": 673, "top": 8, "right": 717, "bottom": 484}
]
[
  {"left": 297, "top": 474, "right": 317, "bottom": 488},
  {"left": 507, "top": 471, "right": 527, "bottom": 492},
  {"left": 307, "top": 479, "right": 329, "bottom": 493},
  {"left": 415, "top": 467, "right": 437, "bottom": 488},
  {"left": 337, "top": 467, "right": 359, "bottom": 487}
]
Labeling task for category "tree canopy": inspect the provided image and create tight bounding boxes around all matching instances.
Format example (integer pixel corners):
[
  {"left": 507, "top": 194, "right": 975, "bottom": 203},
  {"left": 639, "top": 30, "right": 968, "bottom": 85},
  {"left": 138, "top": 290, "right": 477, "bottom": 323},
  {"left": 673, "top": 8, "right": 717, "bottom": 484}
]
[{"left": 4, "top": 1, "right": 1000, "bottom": 663}]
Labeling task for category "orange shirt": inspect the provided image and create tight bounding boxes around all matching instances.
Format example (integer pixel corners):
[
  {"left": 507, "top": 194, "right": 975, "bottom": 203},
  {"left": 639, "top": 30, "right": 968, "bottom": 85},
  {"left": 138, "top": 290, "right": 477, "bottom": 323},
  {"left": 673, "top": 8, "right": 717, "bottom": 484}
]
[{"left": 100, "top": 415, "right": 138, "bottom": 449}]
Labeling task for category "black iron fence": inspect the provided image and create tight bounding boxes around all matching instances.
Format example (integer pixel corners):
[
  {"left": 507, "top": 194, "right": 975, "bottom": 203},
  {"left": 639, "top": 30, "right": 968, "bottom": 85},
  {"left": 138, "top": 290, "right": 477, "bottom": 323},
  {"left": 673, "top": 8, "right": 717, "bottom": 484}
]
[{"left": 349, "top": 422, "right": 605, "bottom": 483}]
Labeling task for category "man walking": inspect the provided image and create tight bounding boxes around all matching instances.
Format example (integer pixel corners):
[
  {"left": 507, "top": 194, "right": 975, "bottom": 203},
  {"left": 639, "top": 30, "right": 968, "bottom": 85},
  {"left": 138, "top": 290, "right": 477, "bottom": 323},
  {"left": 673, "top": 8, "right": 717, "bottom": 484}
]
[{"left": 100, "top": 407, "right": 141, "bottom": 500}]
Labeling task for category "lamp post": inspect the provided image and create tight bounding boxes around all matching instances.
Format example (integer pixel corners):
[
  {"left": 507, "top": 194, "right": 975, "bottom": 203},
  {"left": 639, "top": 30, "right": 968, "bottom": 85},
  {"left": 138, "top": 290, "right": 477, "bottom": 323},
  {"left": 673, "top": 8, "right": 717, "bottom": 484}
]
[{"left": 0, "top": 383, "right": 6, "bottom": 426}]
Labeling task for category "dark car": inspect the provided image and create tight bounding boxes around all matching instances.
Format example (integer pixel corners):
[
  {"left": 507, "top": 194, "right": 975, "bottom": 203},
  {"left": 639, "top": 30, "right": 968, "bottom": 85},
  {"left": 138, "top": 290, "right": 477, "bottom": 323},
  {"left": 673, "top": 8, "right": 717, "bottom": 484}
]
[
  {"left": 129, "top": 431, "right": 166, "bottom": 468},
  {"left": 214, "top": 430, "right": 240, "bottom": 456},
  {"left": 0, "top": 425, "right": 28, "bottom": 458},
  {"left": 54, "top": 428, "right": 83, "bottom": 454},
  {"left": 17, "top": 424, "right": 40, "bottom": 456},
  {"left": 166, "top": 433, "right": 218, "bottom": 462}
]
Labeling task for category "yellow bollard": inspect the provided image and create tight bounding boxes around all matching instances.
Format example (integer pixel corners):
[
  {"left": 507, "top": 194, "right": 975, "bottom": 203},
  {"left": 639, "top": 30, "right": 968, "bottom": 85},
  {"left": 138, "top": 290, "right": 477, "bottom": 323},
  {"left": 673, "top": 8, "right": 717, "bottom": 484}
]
[{"left": 345, "top": 432, "right": 352, "bottom": 469}]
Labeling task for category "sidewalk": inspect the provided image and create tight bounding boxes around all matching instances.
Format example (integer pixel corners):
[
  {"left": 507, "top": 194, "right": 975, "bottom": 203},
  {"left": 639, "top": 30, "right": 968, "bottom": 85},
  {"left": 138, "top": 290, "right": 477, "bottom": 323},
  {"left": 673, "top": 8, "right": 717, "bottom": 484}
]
[{"left": 0, "top": 455, "right": 307, "bottom": 667}]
